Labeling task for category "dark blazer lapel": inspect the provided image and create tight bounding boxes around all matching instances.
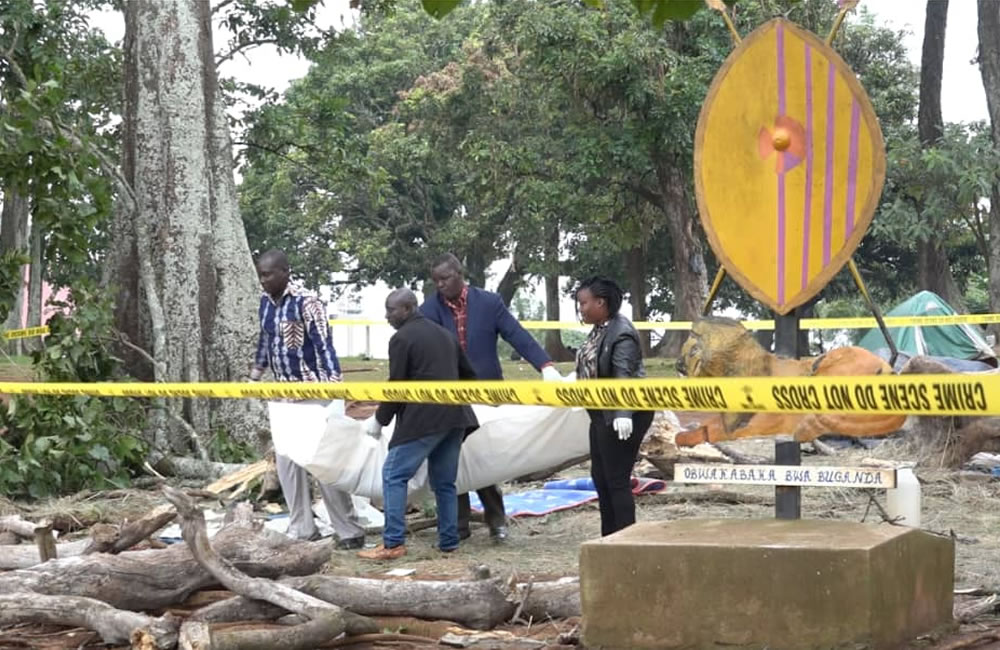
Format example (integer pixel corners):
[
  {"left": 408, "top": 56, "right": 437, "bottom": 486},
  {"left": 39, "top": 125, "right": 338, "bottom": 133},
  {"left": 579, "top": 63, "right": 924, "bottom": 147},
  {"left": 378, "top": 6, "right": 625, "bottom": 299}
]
[
  {"left": 465, "top": 286, "right": 480, "bottom": 328},
  {"left": 435, "top": 292, "right": 458, "bottom": 335}
]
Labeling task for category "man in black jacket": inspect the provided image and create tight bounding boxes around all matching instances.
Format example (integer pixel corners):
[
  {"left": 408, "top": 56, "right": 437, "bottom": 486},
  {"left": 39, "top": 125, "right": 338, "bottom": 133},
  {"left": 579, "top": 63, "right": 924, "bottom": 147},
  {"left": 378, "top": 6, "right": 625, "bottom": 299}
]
[{"left": 358, "top": 288, "right": 478, "bottom": 561}]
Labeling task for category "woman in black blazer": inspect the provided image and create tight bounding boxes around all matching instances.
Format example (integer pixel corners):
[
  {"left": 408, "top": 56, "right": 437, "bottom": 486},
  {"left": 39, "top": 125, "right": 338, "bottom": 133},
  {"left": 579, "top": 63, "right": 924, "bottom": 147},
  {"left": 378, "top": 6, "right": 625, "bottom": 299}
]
[{"left": 574, "top": 276, "right": 654, "bottom": 536}]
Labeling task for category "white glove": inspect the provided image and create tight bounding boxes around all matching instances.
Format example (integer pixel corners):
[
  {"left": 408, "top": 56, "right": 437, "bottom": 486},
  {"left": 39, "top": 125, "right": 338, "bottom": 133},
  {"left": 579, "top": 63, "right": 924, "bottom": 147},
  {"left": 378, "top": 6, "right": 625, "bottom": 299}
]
[
  {"left": 363, "top": 415, "right": 382, "bottom": 439},
  {"left": 326, "top": 399, "right": 345, "bottom": 418},
  {"left": 613, "top": 417, "right": 633, "bottom": 441},
  {"left": 541, "top": 365, "right": 562, "bottom": 382},
  {"left": 562, "top": 371, "right": 577, "bottom": 382}
]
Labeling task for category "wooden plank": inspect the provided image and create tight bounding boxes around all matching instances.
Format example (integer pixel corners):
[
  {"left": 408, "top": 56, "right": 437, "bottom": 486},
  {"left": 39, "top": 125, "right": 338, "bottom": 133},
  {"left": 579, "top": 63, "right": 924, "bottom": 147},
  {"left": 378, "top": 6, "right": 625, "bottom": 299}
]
[{"left": 204, "top": 459, "right": 272, "bottom": 495}]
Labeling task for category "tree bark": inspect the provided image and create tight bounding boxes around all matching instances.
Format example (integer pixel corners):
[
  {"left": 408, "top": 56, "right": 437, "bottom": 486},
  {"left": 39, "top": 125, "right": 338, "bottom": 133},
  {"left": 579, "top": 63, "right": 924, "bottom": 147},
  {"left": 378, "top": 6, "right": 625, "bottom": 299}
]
[
  {"left": 0, "top": 593, "right": 178, "bottom": 648},
  {"left": 1, "top": 188, "right": 29, "bottom": 355},
  {"left": 657, "top": 162, "right": 707, "bottom": 357},
  {"left": 24, "top": 220, "right": 42, "bottom": 352},
  {"left": 0, "top": 514, "right": 38, "bottom": 539},
  {"left": 163, "top": 485, "right": 376, "bottom": 648},
  {"left": 625, "top": 245, "right": 651, "bottom": 355},
  {"left": 191, "top": 574, "right": 581, "bottom": 631},
  {"left": 543, "top": 227, "right": 571, "bottom": 361},
  {"left": 919, "top": 1, "right": 948, "bottom": 147},
  {"left": 82, "top": 503, "right": 177, "bottom": 555},
  {"left": 495, "top": 249, "right": 526, "bottom": 308},
  {"left": 0, "top": 538, "right": 91, "bottom": 570},
  {"left": 917, "top": 1, "right": 964, "bottom": 310},
  {"left": 979, "top": 0, "right": 1000, "bottom": 329},
  {"left": 109, "top": 0, "right": 265, "bottom": 452},
  {"left": 0, "top": 524, "right": 330, "bottom": 611}
]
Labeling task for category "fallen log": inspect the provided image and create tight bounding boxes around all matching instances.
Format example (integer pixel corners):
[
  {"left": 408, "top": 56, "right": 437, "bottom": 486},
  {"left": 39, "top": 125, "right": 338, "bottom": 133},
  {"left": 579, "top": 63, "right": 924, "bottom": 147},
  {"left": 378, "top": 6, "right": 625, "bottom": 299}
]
[
  {"left": 954, "top": 594, "right": 1000, "bottom": 623},
  {"left": 191, "top": 574, "right": 582, "bottom": 631},
  {"left": 0, "top": 538, "right": 91, "bottom": 570},
  {"left": 163, "top": 485, "right": 377, "bottom": 650},
  {"left": 0, "top": 514, "right": 38, "bottom": 538},
  {"left": 83, "top": 503, "right": 176, "bottom": 555},
  {"left": 179, "top": 617, "right": 364, "bottom": 650},
  {"left": 0, "top": 504, "right": 178, "bottom": 568},
  {"left": 0, "top": 593, "right": 178, "bottom": 648},
  {"left": 154, "top": 456, "right": 253, "bottom": 481},
  {"left": 515, "top": 577, "right": 580, "bottom": 621},
  {"left": 192, "top": 575, "right": 514, "bottom": 630},
  {"left": 0, "top": 522, "right": 330, "bottom": 611}
]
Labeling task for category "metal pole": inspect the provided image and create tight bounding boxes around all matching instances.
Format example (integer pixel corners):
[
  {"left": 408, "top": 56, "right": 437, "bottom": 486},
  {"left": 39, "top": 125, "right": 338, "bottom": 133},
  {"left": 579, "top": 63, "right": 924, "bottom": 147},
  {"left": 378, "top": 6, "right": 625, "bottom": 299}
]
[
  {"left": 847, "top": 259, "right": 898, "bottom": 367},
  {"left": 702, "top": 268, "right": 727, "bottom": 316},
  {"left": 774, "top": 311, "right": 802, "bottom": 519}
]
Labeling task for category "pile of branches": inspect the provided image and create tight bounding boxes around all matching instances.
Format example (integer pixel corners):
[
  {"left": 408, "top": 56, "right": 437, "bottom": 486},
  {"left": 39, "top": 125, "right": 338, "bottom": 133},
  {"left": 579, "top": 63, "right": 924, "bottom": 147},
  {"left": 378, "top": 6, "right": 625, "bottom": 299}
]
[{"left": 0, "top": 488, "right": 580, "bottom": 649}]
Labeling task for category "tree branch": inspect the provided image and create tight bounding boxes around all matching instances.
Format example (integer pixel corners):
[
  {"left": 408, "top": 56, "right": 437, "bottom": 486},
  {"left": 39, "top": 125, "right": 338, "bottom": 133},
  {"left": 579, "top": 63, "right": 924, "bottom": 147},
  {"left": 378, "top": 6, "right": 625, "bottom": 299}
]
[
  {"left": 216, "top": 38, "right": 282, "bottom": 67},
  {"left": 234, "top": 140, "right": 328, "bottom": 180},
  {"left": 626, "top": 181, "right": 664, "bottom": 208}
]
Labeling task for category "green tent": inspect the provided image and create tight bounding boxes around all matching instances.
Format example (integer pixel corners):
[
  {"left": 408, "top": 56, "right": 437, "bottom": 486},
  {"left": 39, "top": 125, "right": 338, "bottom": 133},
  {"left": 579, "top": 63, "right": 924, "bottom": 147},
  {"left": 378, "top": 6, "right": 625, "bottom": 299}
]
[{"left": 857, "top": 291, "right": 995, "bottom": 362}]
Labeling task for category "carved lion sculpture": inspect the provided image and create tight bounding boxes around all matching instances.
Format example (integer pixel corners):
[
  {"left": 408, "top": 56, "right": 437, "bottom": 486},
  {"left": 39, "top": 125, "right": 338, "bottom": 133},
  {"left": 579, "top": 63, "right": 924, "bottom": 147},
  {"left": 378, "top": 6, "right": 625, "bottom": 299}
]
[{"left": 673, "top": 316, "right": 907, "bottom": 446}]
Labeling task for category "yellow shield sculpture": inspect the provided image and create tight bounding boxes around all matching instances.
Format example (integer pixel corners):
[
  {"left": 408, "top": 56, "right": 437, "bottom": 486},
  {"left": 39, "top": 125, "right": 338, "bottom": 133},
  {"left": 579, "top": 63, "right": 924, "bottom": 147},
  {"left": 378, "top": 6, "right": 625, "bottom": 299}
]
[{"left": 695, "top": 19, "right": 886, "bottom": 315}]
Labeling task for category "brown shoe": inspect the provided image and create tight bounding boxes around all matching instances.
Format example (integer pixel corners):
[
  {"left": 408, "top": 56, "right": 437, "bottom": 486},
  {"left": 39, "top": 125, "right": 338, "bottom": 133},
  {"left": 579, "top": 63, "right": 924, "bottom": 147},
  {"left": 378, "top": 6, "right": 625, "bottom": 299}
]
[{"left": 358, "top": 544, "right": 406, "bottom": 560}]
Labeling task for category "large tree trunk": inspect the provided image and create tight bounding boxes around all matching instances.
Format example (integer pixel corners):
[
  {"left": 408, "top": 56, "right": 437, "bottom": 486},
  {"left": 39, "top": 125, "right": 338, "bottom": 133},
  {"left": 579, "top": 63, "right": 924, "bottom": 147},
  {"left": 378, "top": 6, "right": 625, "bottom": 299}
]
[
  {"left": 625, "top": 245, "right": 651, "bottom": 355},
  {"left": 979, "top": 0, "right": 1000, "bottom": 330},
  {"left": 543, "top": 227, "right": 571, "bottom": 361},
  {"left": 657, "top": 162, "right": 707, "bottom": 357},
  {"left": 917, "top": 242, "right": 965, "bottom": 310},
  {"left": 495, "top": 249, "right": 526, "bottom": 308},
  {"left": 916, "top": 1, "right": 964, "bottom": 310},
  {"left": 1, "top": 188, "right": 29, "bottom": 355},
  {"left": 918, "top": 0, "right": 948, "bottom": 147},
  {"left": 109, "top": 0, "right": 265, "bottom": 451},
  {"left": 24, "top": 221, "right": 42, "bottom": 352}
]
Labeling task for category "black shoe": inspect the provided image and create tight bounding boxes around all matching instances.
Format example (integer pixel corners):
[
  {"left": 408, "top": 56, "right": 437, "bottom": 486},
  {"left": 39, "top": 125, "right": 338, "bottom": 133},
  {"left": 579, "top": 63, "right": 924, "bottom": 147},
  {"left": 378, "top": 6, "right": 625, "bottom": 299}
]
[
  {"left": 458, "top": 529, "right": 471, "bottom": 540},
  {"left": 489, "top": 526, "right": 508, "bottom": 543},
  {"left": 335, "top": 536, "right": 365, "bottom": 550}
]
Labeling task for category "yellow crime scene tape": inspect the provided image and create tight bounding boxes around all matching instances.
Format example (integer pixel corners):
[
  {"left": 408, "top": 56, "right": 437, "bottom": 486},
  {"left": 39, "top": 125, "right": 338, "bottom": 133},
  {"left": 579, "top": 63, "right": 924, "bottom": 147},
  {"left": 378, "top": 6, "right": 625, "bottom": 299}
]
[
  {"left": 1, "top": 325, "right": 50, "bottom": 340},
  {"left": 0, "top": 374, "right": 997, "bottom": 416},
  {"left": 329, "top": 314, "right": 1000, "bottom": 331}
]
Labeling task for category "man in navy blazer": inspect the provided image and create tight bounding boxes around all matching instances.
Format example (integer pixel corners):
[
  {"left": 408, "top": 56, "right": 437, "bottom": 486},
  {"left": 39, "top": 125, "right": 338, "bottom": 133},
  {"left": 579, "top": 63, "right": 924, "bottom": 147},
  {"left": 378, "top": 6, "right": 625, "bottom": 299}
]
[{"left": 420, "top": 253, "right": 562, "bottom": 542}]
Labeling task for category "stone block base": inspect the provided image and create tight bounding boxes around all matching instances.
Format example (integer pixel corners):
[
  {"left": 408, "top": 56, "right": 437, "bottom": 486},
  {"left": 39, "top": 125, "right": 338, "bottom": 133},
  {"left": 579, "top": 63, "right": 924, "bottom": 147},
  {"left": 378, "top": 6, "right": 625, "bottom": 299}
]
[{"left": 579, "top": 519, "right": 953, "bottom": 649}]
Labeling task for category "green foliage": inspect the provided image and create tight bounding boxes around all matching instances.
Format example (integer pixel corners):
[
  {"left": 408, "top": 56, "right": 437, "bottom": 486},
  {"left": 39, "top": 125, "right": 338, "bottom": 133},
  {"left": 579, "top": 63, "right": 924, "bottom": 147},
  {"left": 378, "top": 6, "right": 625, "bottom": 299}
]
[
  {"left": 0, "top": 0, "right": 120, "bottom": 286},
  {"left": 206, "top": 428, "right": 257, "bottom": 464},
  {"left": 418, "top": 0, "right": 740, "bottom": 26},
  {"left": 421, "top": 0, "right": 462, "bottom": 19},
  {"left": 0, "top": 284, "right": 147, "bottom": 498},
  {"left": 240, "top": 0, "right": 927, "bottom": 326},
  {"left": 0, "top": 250, "right": 31, "bottom": 324}
]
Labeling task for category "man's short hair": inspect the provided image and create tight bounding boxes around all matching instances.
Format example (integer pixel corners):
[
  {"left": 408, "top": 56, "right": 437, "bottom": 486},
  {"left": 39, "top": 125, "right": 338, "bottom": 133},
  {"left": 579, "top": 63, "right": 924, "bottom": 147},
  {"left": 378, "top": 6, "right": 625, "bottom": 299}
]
[
  {"left": 258, "top": 248, "right": 289, "bottom": 270},
  {"left": 431, "top": 252, "right": 463, "bottom": 274}
]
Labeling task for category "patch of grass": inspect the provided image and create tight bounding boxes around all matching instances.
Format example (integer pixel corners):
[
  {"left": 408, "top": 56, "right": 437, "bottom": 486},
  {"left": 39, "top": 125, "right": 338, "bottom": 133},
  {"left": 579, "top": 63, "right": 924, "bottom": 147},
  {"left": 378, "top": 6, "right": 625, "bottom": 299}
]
[{"left": 340, "top": 357, "right": 678, "bottom": 382}]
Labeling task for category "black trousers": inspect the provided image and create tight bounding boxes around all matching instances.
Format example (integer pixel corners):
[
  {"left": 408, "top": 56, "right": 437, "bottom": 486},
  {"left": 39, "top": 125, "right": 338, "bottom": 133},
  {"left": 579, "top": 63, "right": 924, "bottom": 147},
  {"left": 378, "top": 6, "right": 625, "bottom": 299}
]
[
  {"left": 457, "top": 484, "right": 507, "bottom": 534},
  {"left": 588, "top": 411, "right": 654, "bottom": 537}
]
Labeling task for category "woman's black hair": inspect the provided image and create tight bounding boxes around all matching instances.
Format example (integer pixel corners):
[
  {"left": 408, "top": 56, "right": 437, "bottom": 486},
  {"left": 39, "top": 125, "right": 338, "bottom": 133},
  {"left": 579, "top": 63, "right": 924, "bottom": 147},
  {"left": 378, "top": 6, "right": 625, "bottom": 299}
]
[{"left": 576, "top": 276, "right": 624, "bottom": 316}]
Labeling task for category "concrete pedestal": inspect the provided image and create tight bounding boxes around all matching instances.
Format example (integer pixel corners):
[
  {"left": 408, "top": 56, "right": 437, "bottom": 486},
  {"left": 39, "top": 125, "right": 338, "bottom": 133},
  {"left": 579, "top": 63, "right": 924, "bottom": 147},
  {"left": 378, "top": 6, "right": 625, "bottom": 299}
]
[{"left": 579, "top": 519, "right": 953, "bottom": 649}]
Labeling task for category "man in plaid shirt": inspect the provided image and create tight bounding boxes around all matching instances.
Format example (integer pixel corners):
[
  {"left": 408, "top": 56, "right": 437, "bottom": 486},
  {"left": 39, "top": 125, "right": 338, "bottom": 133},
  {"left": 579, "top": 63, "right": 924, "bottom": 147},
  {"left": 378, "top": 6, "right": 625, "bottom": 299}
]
[{"left": 251, "top": 249, "right": 365, "bottom": 549}]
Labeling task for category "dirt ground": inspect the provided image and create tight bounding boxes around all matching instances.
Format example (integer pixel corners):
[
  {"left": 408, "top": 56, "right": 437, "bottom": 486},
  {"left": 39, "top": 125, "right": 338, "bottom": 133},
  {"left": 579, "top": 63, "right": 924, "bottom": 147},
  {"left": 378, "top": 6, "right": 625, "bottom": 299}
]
[{"left": 3, "top": 419, "right": 1000, "bottom": 648}]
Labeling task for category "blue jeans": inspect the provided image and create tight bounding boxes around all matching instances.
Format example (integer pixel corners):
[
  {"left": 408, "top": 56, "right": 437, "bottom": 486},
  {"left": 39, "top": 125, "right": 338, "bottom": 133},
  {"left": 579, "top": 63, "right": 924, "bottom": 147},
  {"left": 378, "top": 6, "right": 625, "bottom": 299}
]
[{"left": 382, "top": 428, "right": 465, "bottom": 551}]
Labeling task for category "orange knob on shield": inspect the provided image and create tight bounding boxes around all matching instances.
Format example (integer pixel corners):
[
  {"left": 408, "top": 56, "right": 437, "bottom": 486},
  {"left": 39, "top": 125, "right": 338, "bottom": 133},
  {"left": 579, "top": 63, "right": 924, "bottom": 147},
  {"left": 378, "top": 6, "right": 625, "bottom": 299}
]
[
  {"left": 772, "top": 128, "right": 792, "bottom": 151},
  {"left": 758, "top": 115, "right": 806, "bottom": 174}
]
